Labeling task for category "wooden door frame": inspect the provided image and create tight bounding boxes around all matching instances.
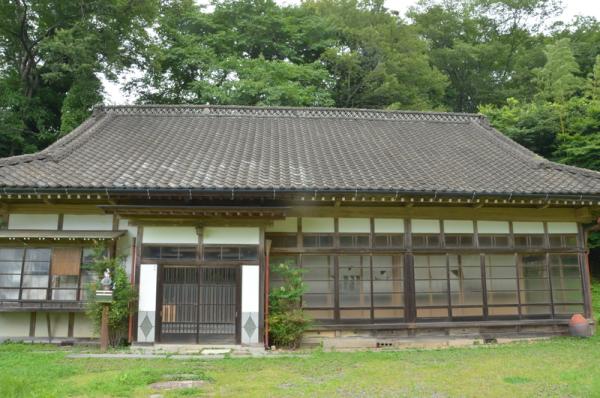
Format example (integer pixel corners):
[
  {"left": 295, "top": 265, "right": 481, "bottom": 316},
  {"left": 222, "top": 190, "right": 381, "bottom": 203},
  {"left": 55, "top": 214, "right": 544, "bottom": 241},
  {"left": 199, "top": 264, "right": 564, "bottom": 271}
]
[{"left": 156, "top": 263, "right": 241, "bottom": 344}]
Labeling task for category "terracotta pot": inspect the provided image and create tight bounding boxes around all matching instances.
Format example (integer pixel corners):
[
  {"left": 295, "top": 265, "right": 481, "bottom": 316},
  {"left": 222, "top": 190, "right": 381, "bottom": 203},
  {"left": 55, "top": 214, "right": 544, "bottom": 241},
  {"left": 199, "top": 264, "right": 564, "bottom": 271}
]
[{"left": 568, "top": 313, "right": 590, "bottom": 337}]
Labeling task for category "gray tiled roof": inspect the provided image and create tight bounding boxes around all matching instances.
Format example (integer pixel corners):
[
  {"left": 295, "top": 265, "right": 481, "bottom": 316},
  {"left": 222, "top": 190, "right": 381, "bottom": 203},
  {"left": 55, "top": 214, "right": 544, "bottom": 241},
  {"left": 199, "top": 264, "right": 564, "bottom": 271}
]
[{"left": 0, "top": 105, "right": 599, "bottom": 197}]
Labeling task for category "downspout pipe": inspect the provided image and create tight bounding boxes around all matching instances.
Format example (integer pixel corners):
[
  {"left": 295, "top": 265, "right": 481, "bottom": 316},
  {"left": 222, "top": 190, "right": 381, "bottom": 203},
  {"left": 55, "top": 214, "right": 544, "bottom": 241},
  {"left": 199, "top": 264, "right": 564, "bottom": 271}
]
[{"left": 264, "top": 239, "right": 272, "bottom": 350}]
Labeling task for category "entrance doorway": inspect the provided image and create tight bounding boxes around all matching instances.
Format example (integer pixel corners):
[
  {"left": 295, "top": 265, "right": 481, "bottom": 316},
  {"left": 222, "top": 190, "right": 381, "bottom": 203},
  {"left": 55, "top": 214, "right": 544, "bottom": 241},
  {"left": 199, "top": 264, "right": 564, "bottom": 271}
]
[{"left": 158, "top": 266, "right": 240, "bottom": 344}]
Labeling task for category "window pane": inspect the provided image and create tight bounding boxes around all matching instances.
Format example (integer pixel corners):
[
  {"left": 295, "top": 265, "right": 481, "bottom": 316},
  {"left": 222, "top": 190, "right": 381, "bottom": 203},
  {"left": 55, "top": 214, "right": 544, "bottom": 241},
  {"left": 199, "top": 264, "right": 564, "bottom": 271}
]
[
  {"left": 0, "top": 289, "right": 19, "bottom": 300},
  {"left": 319, "top": 235, "right": 334, "bottom": 247},
  {"left": 449, "top": 255, "right": 482, "bottom": 307},
  {"left": 203, "top": 247, "right": 221, "bottom": 260},
  {"left": 269, "top": 235, "right": 297, "bottom": 248},
  {"left": 142, "top": 246, "right": 161, "bottom": 259},
  {"left": 161, "top": 247, "right": 179, "bottom": 259},
  {"left": 302, "top": 235, "right": 318, "bottom": 247},
  {"left": 339, "top": 256, "right": 370, "bottom": 307},
  {"left": 179, "top": 246, "right": 197, "bottom": 259},
  {"left": 0, "top": 248, "right": 24, "bottom": 261},
  {"left": 24, "top": 261, "right": 50, "bottom": 274},
  {"left": 302, "top": 256, "right": 333, "bottom": 308},
  {"left": 25, "top": 248, "right": 51, "bottom": 262},
  {"left": 0, "top": 261, "right": 23, "bottom": 274},
  {"left": 240, "top": 246, "right": 258, "bottom": 260},
  {"left": 21, "top": 289, "right": 47, "bottom": 300},
  {"left": 0, "top": 274, "right": 21, "bottom": 287},
  {"left": 485, "top": 254, "right": 518, "bottom": 307},
  {"left": 221, "top": 247, "right": 239, "bottom": 260},
  {"left": 22, "top": 275, "right": 48, "bottom": 288}
]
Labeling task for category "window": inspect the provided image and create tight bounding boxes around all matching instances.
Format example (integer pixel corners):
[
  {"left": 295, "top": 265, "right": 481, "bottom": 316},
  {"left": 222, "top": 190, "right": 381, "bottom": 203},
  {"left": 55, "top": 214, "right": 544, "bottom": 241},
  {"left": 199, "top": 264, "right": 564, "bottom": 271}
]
[
  {"left": 550, "top": 254, "right": 584, "bottom": 315},
  {"left": 414, "top": 255, "right": 448, "bottom": 318},
  {"left": 338, "top": 255, "right": 371, "bottom": 319},
  {"left": 548, "top": 234, "right": 578, "bottom": 249},
  {"left": 301, "top": 255, "right": 335, "bottom": 320},
  {"left": 485, "top": 254, "right": 519, "bottom": 316},
  {"left": 203, "top": 246, "right": 258, "bottom": 261},
  {"left": 372, "top": 255, "right": 403, "bottom": 319},
  {"left": 444, "top": 220, "right": 474, "bottom": 248},
  {"left": 21, "top": 248, "right": 51, "bottom": 300},
  {"left": 373, "top": 234, "right": 404, "bottom": 249},
  {"left": 514, "top": 234, "right": 545, "bottom": 249},
  {"left": 0, "top": 246, "right": 105, "bottom": 302},
  {"left": 339, "top": 235, "right": 370, "bottom": 248},
  {"left": 0, "top": 248, "right": 24, "bottom": 300},
  {"left": 449, "top": 255, "right": 483, "bottom": 317},
  {"left": 142, "top": 245, "right": 197, "bottom": 260},
  {"left": 267, "top": 234, "right": 298, "bottom": 248},
  {"left": 302, "top": 234, "right": 334, "bottom": 248},
  {"left": 445, "top": 234, "right": 474, "bottom": 248},
  {"left": 518, "top": 254, "right": 552, "bottom": 316},
  {"left": 412, "top": 234, "right": 441, "bottom": 249},
  {"left": 478, "top": 234, "right": 510, "bottom": 248}
]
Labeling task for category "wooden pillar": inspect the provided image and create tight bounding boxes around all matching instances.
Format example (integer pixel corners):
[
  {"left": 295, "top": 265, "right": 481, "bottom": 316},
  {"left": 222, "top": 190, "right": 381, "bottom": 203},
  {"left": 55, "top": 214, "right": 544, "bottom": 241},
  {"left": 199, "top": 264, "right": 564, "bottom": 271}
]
[{"left": 100, "top": 304, "right": 109, "bottom": 351}]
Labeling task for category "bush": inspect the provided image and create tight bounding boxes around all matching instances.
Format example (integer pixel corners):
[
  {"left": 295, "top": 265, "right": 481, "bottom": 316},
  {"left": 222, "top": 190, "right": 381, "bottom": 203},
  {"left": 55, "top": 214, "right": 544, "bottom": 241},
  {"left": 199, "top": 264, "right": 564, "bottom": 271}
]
[
  {"left": 85, "top": 246, "right": 137, "bottom": 347},
  {"left": 268, "top": 261, "right": 311, "bottom": 349}
]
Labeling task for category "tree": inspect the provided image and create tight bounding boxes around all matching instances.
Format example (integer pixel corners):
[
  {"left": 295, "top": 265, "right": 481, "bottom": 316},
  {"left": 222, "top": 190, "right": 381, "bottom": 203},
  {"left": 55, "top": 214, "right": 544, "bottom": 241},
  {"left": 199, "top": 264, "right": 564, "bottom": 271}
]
[
  {"left": 0, "top": 0, "right": 158, "bottom": 156},
  {"left": 534, "top": 38, "right": 582, "bottom": 104}
]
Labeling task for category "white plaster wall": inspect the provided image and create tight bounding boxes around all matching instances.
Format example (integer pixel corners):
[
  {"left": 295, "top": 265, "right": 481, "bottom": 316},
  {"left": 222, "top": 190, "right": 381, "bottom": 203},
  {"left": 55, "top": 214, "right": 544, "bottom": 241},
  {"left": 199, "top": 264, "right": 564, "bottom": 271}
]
[
  {"left": 62, "top": 214, "right": 113, "bottom": 230},
  {"left": 143, "top": 226, "right": 197, "bottom": 244},
  {"left": 374, "top": 218, "right": 404, "bottom": 233},
  {"left": 266, "top": 217, "right": 298, "bottom": 233},
  {"left": 139, "top": 264, "right": 158, "bottom": 312},
  {"left": 8, "top": 214, "right": 58, "bottom": 230},
  {"left": 35, "top": 313, "right": 70, "bottom": 338},
  {"left": 242, "top": 265, "right": 260, "bottom": 313},
  {"left": 513, "top": 221, "right": 544, "bottom": 234},
  {"left": 302, "top": 217, "right": 334, "bottom": 233},
  {"left": 117, "top": 219, "right": 138, "bottom": 276},
  {"left": 203, "top": 227, "right": 260, "bottom": 245},
  {"left": 477, "top": 221, "right": 510, "bottom": 234},
  {"left": 547, "top": 222, "right": 578, "bottom": 234},
  {"left": 411, "top": 219, "right": 440, "bottom": 233},
  {"left": 444, "top": 220, "right": 474, "bottom": 233},
  {"left": 338, "top": 218, "right": 370, "bottom": 233},
  {"left": 0, "top": 313, "right": 30, "bottom": 337},
  {"left": 73, "top": 313, "right": 94, "bottom": 338}
]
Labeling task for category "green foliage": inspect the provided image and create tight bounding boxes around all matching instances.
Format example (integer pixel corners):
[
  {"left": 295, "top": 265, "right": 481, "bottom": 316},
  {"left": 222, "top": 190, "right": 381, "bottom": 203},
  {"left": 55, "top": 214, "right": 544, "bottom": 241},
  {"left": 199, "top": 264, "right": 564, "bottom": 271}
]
[
  {"left": 0, "top": 0, "right": 158, "bottom": 157},
  {"left": 268, "top": 261, "right": 311, "bottom": 348},
  {"left": 534, "top": 38, "right": 582, "bottom": 104},
  {"left": 85, "top": 246, "right": 136, "bottom": 347}
]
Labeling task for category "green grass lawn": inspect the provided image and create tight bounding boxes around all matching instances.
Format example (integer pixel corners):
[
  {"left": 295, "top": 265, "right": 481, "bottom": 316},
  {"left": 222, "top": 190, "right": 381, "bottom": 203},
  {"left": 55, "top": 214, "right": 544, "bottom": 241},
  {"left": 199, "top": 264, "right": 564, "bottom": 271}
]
[{"left": 1, "top": 281, "right": 599, "bottom": 398}]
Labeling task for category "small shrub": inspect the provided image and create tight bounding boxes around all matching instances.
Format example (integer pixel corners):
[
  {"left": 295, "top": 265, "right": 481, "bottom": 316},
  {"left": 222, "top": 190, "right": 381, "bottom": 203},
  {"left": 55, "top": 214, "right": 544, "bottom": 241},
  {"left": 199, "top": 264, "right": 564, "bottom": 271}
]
[
  {"left": 85, "top": 245, "right": 137, "bottom": 347},
  {"left": 268, "top": 262, "right": 311, "bottom": 349}
]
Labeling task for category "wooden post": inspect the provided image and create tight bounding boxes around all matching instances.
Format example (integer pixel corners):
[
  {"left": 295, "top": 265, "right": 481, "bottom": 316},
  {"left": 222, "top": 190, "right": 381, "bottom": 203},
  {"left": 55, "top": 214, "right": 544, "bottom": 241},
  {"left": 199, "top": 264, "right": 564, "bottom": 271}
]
[{"left": 100, "top": 304, "right": 109, "bottom": 352}]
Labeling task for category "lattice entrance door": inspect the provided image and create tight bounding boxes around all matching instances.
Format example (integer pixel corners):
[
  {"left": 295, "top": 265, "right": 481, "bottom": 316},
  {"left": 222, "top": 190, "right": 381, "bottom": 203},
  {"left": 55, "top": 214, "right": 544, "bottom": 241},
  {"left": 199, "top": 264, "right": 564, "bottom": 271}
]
[{"left": 159, "top": 266, "right": 238, "bottom": 343}]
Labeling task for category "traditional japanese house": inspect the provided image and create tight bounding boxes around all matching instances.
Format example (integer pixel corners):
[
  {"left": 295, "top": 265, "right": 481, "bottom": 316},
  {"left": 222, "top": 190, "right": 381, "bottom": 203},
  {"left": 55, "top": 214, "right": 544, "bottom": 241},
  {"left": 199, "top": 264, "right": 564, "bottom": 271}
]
[{"left": 0, "top": 105, "right": 598, "bottom": 346}]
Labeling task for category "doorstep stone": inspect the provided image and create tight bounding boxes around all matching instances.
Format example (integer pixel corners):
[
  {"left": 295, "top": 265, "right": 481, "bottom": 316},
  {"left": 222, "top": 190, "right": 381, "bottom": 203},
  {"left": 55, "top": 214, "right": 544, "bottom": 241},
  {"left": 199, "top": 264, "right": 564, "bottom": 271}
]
[
  {"left": 201, "top": 348, "right": 232, "bottom": 355},
  {"left": 150, "top": 380, "right": 205, "bottom": 390}
]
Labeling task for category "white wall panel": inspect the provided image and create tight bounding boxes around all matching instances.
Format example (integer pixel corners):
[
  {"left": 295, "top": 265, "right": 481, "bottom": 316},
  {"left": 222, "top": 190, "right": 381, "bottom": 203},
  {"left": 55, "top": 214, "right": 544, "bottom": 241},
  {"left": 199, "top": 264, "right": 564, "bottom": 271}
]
[
  {"left": 63, "top": 214, "right": 113, "bottom": 230},
  {"left": 338, "top": 218, "right": 370, "bottom": 233},
  {"left": 547, "top": 222, "right": 578, "bottom": 234},
  {"left": 266, "top": 217, "right": 298, "bottom": 233},
  {"left": 374, "top": 218, "right": 404, "bottom": 233},
  {"left": 477, "top": 221, "right": 510, "bottom": 234},
  {"left": 139, "top": 264, "right": 158, "bottom": 312},
  {"left": 302, "top": 217, "right": 334, "bottom": 233},
  {"left": 242, "top": 265, "right": 260, "bottom": 313},
  {"left": 143, "top": 226, "right": 197, "bottom": 244},
  {"left": 513, "top": 221, "right": 544, "bottom": 234},
  {"left": 203, "top": 227, "right": 260, "bottom": 245},
  {"left": 444, "top": 220, "right": 474, "bottom": 234},
  {"left": 8, "top": 214, "right": 58, "bottom": 230},
  {"left": 411, "top": 219, "right": 440, "bottom": 233}
]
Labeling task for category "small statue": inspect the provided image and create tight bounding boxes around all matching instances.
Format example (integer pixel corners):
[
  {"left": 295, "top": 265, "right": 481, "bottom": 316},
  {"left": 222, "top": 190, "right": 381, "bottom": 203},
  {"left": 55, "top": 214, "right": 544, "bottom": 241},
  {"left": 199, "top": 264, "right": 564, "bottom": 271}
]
[{"left": 100, "top": 268, "right": 113, "bottom": 290}]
